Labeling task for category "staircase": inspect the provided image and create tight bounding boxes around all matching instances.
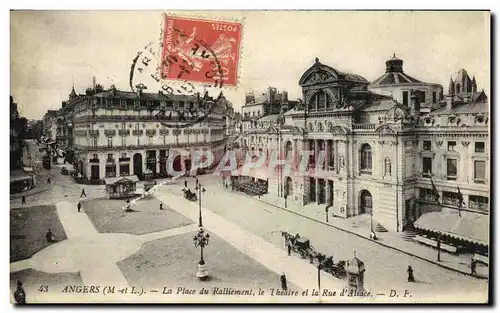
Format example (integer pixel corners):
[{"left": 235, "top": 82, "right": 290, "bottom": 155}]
[
  {"left": 350, "top": 215, "right": 388, "bottom": 232},
  {"left": 399, "top": 224, "right": 420, "bottom": 242}
]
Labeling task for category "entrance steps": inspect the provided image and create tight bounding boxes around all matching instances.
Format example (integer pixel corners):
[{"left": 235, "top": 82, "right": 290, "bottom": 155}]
[
  {"left": 350, "top": 215, "right": 388, "bottom": 232},
  {"left": 399, "top": 225, "right": 421, "bottom": 242}
]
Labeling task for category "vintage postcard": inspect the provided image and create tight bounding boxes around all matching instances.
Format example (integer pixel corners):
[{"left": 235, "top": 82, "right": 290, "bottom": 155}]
[{"left": 9, "top": 10, "right": 490, "bottom": 304}]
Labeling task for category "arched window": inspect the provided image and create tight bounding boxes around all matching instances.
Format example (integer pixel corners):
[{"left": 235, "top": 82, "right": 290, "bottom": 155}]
[
  {"left": 286, "top": 141, "right": 293, "bottom": 159},
  {"left": 360, "top": 144, "right": 372, "bottom": 174},
  {"left": 456, "top": 83, "right": 461, "bottom": 94}
]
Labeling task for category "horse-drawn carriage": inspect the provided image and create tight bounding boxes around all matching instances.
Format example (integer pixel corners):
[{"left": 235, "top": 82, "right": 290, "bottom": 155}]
[
  {"left": 281, "top": 231, "right": 347, "bottom": 279},
  {"left": 183, "top": 188, "right": 197, "bottom": 201}
]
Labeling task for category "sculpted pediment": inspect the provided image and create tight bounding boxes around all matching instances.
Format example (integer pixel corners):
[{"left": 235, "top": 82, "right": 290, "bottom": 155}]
[
  {"left": 266, "top": 125, "right": 279, "bottom": 134},
  {"left": 290, "top": 126, "right": 305, "bottom": 135},
  {"left": 303, "top": 70, "right": 336, "bottom": 85},
  {"left": 375, "top": 125, "right": 397, "bottom": 136},
  {"left": 330, "top": 125, "right": 350, "bottom": 135}
]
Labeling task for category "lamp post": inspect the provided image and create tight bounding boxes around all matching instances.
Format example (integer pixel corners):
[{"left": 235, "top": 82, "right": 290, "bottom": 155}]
[
  {"left": 195, "top": 183, "right": 206, "bottom": 227},
  {"left": 193, "top": 227, "right": 210, "bottom": 280}
]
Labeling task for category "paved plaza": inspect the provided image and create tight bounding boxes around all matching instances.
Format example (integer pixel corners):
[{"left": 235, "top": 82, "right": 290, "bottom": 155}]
[{"left": 9, "top": 169, "right": 489, "bottom": 303}]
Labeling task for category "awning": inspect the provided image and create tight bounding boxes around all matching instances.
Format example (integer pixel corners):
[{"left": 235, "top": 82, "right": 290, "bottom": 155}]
[
  {"left": 104, "top": 175, "right": 139, "bottom": 185},
  {"left": 414, "top": 206, "right": 489, "bottom": 246},
  {"left": 10, "top": 170, "right": 33, "bottom": 183}
]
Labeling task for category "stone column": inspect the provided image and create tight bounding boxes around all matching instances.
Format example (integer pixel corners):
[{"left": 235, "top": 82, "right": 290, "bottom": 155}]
[
  {"left": 325, "top": 140, "right": 331, "bottom": 171},
  {"left": 156, "top": 149, "right": 161, "bottom": 174},
  {"left": 315, "top": 178, "right": 320, "bottom": 205},
  {"left": 314, "top": 139, "right": 320, "bottom": 171},
  {"left": 326, "top": 179, "right": 332, "bottom": 205}
]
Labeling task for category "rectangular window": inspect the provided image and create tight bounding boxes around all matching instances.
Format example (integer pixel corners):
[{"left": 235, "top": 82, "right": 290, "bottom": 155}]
[
  {"left": 107, "top": 153, "right": 113, "bottom": 160},
  {"left": 475, "top": 142, "right": 485, "bottom": 153},
  {"left": 469, "top": 195, "right": 488, "bottom": 212},
  {"left": 92, "top": 153, "right": 98, "bottom": 159},
  {"left": 137, "top": 138, "right": 140, "bottom": 146},
  {"left": 432, "top": 92, "right": 437, "bottom": 104},
  {"left": 474, "top": 160, "right": 486, "bottom": 183},
  {"left": 119, "top": 164, "right": 130, "bottom": 176},
  {"left": 442, "top": 191, "right": 459, "bottom": 206},
  {"left": 402, "top": 91, "right": 408, "bottom": 105},
  {"left": 162, "top": 136, "right": 166, "bottom": 145},
  {"left": 423, "top": 140, "right": 431, "bottom": 151},
  {"left": 107, "top": 137, "right": 113, "bottom": 148},
  {"left": 121, "top": 137, "right": 126, "bottom": 147},
  {"left": 105, "top": 165, "right": 116, "bottom": 177},
  {"left": 446, "top": 158, "right": 457, "bottom": 180},
  {"left": 447, "top": 141, "right": 457, "bottom": 151},
  {"left": 419, "top": 188, "right": 434, "bottom": 202},
  {"left": 92, "top": 138, "right": 98, "bottom": 148},
  {"left": 422, "top": 157, "right": 432, "bottom": 176}
]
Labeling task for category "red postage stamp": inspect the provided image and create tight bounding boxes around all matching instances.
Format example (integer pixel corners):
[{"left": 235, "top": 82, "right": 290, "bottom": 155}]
[{"left": 160, "top": 15, "right": 242, "bottom": 87}]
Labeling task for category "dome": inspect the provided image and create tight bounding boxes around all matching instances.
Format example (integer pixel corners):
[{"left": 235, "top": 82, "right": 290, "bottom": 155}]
[
  {"left": 385, "top": 103, "right": 410, "bottom": 121},
  {"left": 347, "top": 256, "right": 365, "bottom": 274},
  {"left": 385, "top": 53, "right": 403, "bottom": 73}
]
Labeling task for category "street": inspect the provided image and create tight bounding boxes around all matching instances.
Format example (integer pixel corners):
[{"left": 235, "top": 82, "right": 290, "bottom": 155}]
[
  {"left": 9, "top": 163, "right": 488, "bottom": 303},
  {"left": 154, "top": 174, "right": 488, "bottom": 301}
]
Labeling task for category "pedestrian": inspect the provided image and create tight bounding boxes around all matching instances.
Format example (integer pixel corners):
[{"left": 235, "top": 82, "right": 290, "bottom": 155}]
[
  {"left": 195, "top": 177, "right": 199, "bottom": 186},
  {"left": 47, "top": 177, "right": 51, "bottom": 184},
  {"left": 407, "top": 266, "right": 415, "bottom": 282},
  {"left": 80, "top": 188, "right": 87, "bottom": 197},
  {"left": 471, "top": 258, "right": 477, "bottom": 275},
  {"left": 159, "top": 202, "right": 163, "bottom": 210},
  {"left": 77, "top": 202, "right": 82, "bottom": 213},
  {"left": 13, "top": 280, "right": 26, "bottom": 304},
  {"left": 280, "top": 273, "right": 288, "bottom": 291},
  {"left": 45, "top": 229, "right": 55, "bottom": 243},
  {"left": 287, "top": 243, "right": 291, "bottom": 256},
  {"left": 184, "top": 180, "right": 188, "bottom": 188},
  {"left": 21, "top": 196, "right": 26, "bottom": 204}
]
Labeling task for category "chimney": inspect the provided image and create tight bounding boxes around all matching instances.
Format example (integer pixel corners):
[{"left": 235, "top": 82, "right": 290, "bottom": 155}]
[{"left": 93, "top": 76, "right": 96, "bottom": 91}]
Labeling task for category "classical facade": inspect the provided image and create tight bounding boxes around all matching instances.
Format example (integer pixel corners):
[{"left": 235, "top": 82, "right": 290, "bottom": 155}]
[
  {"left": 61, "top": 84, "right": 229, "bottom": 181},
  {"left": 241, "top": 57, "right": 489, "bottom": 237}
]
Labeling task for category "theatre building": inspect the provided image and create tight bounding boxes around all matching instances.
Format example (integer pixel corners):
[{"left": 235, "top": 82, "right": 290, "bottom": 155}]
[
  {"left": 68, "top": 84, "right": 228, "bottom": 182},
  {"left": 241, "top": 56, "right": 489, "bottom": 250}
]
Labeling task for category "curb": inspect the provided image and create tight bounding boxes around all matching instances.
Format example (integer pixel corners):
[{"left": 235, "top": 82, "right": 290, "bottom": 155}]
[
  {"left": 251, "top": 196, "right": 488, "bottom": 280},
  {"left": 10, "top": 174, "right": 56, "bottom": 200}
]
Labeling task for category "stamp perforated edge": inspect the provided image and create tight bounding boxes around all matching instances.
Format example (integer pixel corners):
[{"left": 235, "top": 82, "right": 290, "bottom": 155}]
[{"left": 159, "top": 11, "right": 246, "bottom": 91}]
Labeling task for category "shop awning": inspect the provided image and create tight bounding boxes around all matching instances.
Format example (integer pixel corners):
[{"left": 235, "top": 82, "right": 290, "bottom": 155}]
[
  {"left": 414, "top": 206, "right": 489, "bottom": 246},
  {"left": 10, "top": 170, "right": 33, "bottom": 183}
]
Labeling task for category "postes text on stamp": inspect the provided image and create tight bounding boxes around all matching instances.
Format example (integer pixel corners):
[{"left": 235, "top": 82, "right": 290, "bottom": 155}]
[{"left": 161, "top": 15, "right": 242, "bottom": 87}]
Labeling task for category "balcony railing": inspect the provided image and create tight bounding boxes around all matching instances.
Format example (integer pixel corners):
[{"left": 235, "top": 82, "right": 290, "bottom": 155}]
[
  {"left": 159, "top": 129, "right": 169, "bottom": 135},
  {"left": 106, "top": 158, "right": 116, "bottom": 164},
  {"left": 353, "top": 123, "right": 376, "bottom": 130},
  {"left": 104, "top": 129, "right": 117, "bottom": 136},
  {"left": 132, "top": 129, "right": 144, "bottom": 136},
  {"left": 89, "top": 158, "right": 100, "bottom": 163},
  {"left": 146, "top": 129, "right": 157, "bottom": 136},
  {"left": 118, "top": 129, "right": 130, "bottom": 136},
  {"left": 89, "top": 130, "right": 100, "bottom": 137},
  {"left": 119, "top": 157, "right": 130, "bottom": 162}
]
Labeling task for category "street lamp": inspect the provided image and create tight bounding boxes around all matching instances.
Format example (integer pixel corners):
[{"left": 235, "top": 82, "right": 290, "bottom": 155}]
[
  {"left": 195, "top": 183, "right": 206, "bottom": 227},
  {"left": 193, "top": 227, "right": 210, "bottom": 280}
]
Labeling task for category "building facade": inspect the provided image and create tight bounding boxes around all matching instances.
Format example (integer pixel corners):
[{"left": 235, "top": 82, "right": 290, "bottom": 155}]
[
  {"left": 64, "top": 84, "right": 228, "bottom": 181},
  {"left": 241, "top": 57, "right": 489, "bottom": 235}
]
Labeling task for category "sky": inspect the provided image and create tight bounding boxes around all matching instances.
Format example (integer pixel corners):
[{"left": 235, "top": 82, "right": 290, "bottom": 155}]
[{"left": 10, "top": 10, "right": 490, "bottom": 120}]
